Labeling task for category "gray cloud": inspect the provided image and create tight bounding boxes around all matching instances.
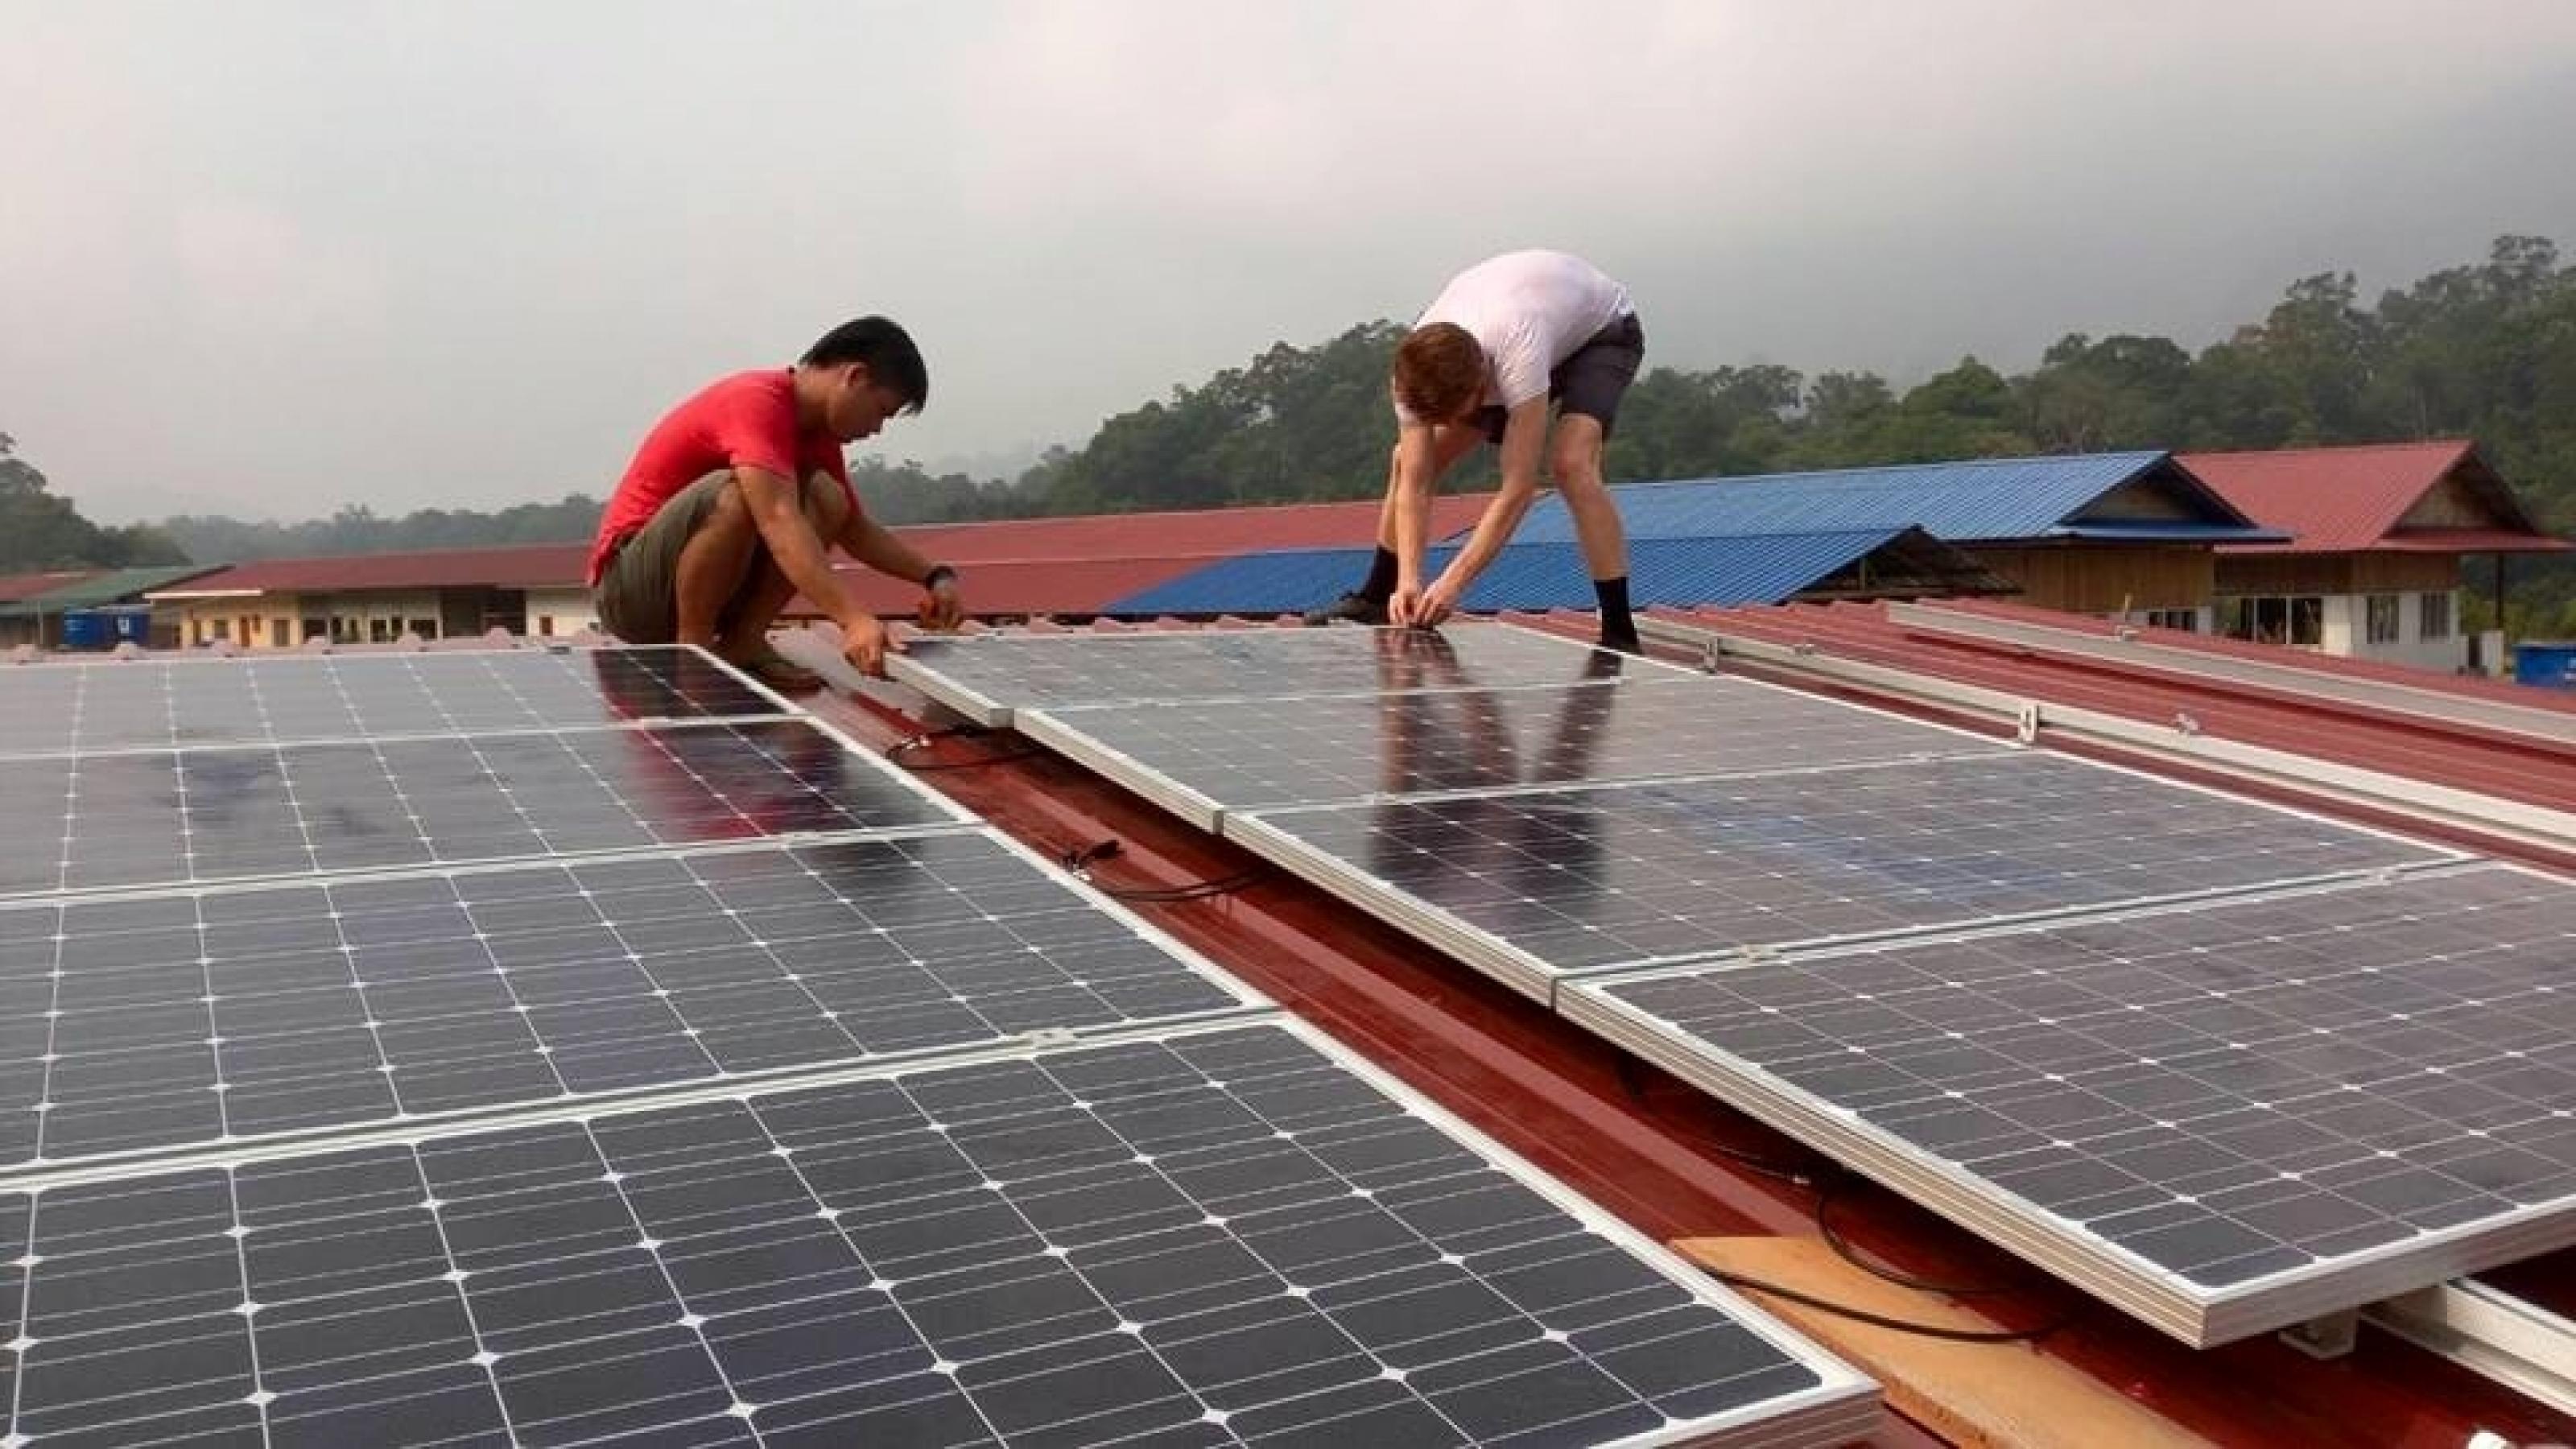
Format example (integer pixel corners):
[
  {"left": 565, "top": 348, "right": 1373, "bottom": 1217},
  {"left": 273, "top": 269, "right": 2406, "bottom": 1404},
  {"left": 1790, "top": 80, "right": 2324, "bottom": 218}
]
[{"left": 4, "top": 0, "right": 2573, "bottom": 522}]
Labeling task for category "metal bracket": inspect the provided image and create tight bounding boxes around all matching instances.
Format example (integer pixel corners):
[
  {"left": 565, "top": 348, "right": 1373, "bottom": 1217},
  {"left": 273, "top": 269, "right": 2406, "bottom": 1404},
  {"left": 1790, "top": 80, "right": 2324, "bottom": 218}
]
[
  {"left": 2368, "top": 1279, "right": 2576, "bottom": 1419},
  {"left": 2279, "top": 1309, "right": 2359, "bottom": 1360}
]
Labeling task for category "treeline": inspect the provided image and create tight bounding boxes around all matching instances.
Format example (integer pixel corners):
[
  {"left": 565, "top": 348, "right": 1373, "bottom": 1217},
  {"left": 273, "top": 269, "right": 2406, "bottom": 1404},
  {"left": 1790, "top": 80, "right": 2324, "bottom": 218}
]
[
  {"left": 0, "top": 434, "right": 189, "bottom": 572},
  {"left": 158, "top": 495, "right": 604, "bottom": 565}
]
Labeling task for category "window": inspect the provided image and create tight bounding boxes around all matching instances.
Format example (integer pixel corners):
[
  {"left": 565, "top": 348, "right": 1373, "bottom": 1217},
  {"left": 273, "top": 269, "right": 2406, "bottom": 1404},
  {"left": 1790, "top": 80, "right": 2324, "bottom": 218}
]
[
  {"left": 368, "top": 619, "right": 392, "bottom": 643},
  {"left": 2144, "top": 609, "right": 2198, "bottom": 634},
  {"left": 209, "top": 618, "right": 229, "bottom": 642},
  {"left": 269, "top": 618, "right": 290, "bottom": 648},
  {"left": 2421, "top": 592, "right": 2454, "bottom": 639},
  {"left": 536, "top": 615, "right": 555, "bottom": 638},
  {"left": 301, "top": 617, "right": 328, "bottom": 642},
  {"left": 2217, "top": 594, "right": 2326, "bottom": 647},
  {"left": 407, "top": 617, "right": 438, "bottom": 641},
  {"left": 2366, "top": 594, "right": 2401, "bottom": 645}
]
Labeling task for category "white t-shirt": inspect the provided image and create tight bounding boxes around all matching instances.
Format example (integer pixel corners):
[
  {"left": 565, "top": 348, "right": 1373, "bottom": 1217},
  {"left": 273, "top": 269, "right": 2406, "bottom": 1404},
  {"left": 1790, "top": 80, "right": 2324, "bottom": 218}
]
[{"left": 1396, "top": 250, "right": 1633, "bottom": 423}]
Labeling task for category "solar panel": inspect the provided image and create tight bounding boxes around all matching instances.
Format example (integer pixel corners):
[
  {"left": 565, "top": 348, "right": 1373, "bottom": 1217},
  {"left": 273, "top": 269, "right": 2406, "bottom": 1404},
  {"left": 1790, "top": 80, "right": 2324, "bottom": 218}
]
[
  {"left": 0, "top": 646, "right": 791, "bottom": 758},
  {"left": 1224, "top": 751, "right": 2454, "bottom": 1001},
  {"left": 0, "top": 1021, "right": 1876, "bottom": 1447},
  {"left": 1019, "top": 671, "right": 2007, "bottom": 829},
  {"left": 0, "top": 719, "right": 966, "bottom": 900},
  {"left": 1565, "top": 864, "right": 2576, "bottom": 1345},
  {"left": 0, "top": 830, "right": 1261, "bottom": 1168},
  {"left": 894, "top": 623, "right": 1655, "bottom": 726}
]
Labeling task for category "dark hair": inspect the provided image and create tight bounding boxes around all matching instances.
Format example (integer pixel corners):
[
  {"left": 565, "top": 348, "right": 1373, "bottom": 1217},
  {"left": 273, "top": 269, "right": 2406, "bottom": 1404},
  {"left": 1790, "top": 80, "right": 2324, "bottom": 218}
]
[
  {"left": 802, "top": 316, "right": 927, "bottom": 413},
  {"left": 1393, "top": 322, "right": 1484, "bottom": 422}
]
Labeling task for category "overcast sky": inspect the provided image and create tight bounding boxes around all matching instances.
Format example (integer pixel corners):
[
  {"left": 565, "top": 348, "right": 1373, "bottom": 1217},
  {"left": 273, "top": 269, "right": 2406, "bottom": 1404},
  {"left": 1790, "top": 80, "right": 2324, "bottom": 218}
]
[{"left": 6, "top": 1, "right": 2574, "bottom": 524}]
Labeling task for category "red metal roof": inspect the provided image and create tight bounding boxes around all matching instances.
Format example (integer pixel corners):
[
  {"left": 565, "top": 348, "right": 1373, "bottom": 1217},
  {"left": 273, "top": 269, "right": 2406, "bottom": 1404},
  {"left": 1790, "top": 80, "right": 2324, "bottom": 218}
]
[
  {"left": 154, "top": 544, "right": 592, "bottom": 595},
  {"left": 1651, "top": 597, "right": 2576, "bottom": 823},
  {"left": 2182, "top": 440, "right": 2566, "bottom": 554},
  {"left": 0, "top": 571, "right": 97, "bottom": 604},
  {"left": 885, "top": 493, "right": 1496, "bottom": 564}
]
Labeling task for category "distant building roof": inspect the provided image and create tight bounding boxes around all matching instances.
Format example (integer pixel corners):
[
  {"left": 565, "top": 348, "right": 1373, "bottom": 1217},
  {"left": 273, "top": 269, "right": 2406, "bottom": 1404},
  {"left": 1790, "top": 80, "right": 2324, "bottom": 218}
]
[
  {"left": 1509, "top": 452, "right": 2278, "bottom": 546},
  {"left": 151, "top": 545, "right": 592, "bottom": 597},
  {"left": 2182, "top": 440, "right": 2571, "bottom": 555},
  {"left": 1113, "top": 527, "right": 2014, "bottom": 617},
  {"left": 0, "top": 565, "right": 224, "bottom": 617},
  {"left": 887, "top": 494, "right": 1495, "bottom": 564},
  {"left": 0, "top": 570, "right": 97, "bottom": 604}
]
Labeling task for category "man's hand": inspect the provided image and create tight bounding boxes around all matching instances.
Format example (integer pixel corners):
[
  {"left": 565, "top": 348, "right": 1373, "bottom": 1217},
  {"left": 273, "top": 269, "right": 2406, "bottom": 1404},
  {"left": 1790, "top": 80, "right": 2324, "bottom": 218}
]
[
  {"left": 917, "top": 575, "right": 964, "bottom": 631},
  {"left": 839, "top": 613, "right": 903, "bottom": 678},
  {"left": 1414, "top": 575, "right": 1463, "bottom": 628},
  {"left": 1388, "top": 580, "right": 1426, "bottom": 628}
]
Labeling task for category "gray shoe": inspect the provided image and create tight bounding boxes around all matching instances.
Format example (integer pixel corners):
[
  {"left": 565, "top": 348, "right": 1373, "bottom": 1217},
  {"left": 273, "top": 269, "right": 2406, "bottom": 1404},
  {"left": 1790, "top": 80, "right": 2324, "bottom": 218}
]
[{"left": 1300, "top": 592, "right": 1389, "bottom": 627}]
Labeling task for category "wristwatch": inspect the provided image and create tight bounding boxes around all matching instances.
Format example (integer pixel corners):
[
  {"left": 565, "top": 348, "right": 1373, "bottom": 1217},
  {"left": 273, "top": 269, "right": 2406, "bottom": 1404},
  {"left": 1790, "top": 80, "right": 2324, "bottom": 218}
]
[{"left": 922, "top": 564, "right": 958, "bottom": 591}]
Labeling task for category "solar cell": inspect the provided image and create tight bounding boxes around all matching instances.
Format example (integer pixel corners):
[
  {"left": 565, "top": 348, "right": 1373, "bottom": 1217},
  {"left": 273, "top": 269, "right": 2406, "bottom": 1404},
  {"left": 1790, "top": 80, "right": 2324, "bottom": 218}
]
[
  {"left": 1225, "top": 751, "right": 2454, "bottom": 1000},
  {"left": 894, "top": 623, "right": 1653, "bottom": 726},
  {"left": 0, "top": 1022, "right": 1874, "bottom": 1447},
  {"left": 0, "top": 719, "right": 965, "bottom": 899},
  {"left": 1567, "top": 864, "right": 2576, "bottom": 1344},
  {"left": 0, "top": 830, "right": 1259, "bottom": 1167},
  {"left": 1020, "top": 670, "right": 2004, "bottom": 828},
  {"left": 0, "top": 646, "right": 789, "bottom": 757}
]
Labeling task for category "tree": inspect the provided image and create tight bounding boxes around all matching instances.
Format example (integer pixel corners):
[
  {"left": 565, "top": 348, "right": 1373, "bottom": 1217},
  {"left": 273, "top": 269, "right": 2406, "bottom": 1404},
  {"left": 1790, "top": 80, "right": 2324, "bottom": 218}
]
[{"left": 0, "top": 433, "right": 190, "bottom": 569}]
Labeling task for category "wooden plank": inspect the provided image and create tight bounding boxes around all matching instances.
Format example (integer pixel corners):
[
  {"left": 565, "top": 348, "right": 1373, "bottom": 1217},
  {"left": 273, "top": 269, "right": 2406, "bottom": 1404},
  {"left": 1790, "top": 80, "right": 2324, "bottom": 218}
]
[{"left": 1675, "top": 1236, "right": 2215, "bottom": 1449}]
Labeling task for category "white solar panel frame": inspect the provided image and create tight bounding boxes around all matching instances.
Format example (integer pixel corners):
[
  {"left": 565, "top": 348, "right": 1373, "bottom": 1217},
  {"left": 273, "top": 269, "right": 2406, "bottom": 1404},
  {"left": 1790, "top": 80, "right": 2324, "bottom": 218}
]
[
  {"left": 890, "top": 621, "right": 1707, "bottom": 728},
  {"left": 0, "top": 644, "right": 809, "bottom": 760},
  {"left": 0, "top": 1013, "right": 1876, "bottom": 1449},
  {"left": 1561, "top": 861, "right": 2576, "bottom": 1345},
  {"left": 1220, "top": 751, "right": 2464, "bottom": 1006}
]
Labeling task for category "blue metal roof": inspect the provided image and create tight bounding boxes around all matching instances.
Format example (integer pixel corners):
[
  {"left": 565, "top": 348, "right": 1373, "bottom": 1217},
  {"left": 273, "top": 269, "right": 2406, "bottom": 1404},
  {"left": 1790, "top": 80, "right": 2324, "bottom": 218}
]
[
  {"left": 1506, "top": 452, "right": 2268, "bottom": 545},
  {"left": 1109, "top": 530, "right": 1914, "bottom": 616}
]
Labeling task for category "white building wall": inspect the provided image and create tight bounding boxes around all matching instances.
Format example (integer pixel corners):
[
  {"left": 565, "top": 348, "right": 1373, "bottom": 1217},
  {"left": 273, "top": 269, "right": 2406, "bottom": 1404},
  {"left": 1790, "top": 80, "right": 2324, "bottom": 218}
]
[
  {"left": 2330, "top": 589, "right": 2469, "bottom": 674},
  {"left": 525, "top": 588, "right": 599, "bottom": 639}
]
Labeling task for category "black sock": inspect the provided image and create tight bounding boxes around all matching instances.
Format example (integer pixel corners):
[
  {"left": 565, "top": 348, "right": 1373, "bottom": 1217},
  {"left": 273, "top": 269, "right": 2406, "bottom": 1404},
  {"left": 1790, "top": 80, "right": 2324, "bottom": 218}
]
[
  {"left": 1594, "top": 576, "right": 1639, "bottom": 649},
  {"left": 1360, "top": 547, "right": 1399, "bottom": 603}
]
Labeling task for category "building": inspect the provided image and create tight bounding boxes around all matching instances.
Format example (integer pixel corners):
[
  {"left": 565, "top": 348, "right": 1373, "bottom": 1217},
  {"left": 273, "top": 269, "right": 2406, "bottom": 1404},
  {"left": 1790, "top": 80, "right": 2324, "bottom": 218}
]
[
  {"left": 0, "top": 564, "right": 221, "bottom": 649},
  {"left": 1131, "top": 452, "right": 2271, "bottom": 622},
  {"left": 2182, "top": 440, "right": 2570, "bottom": 673},
  {"left": 147, "top": 544, "right": 593, "bottom": 646}
]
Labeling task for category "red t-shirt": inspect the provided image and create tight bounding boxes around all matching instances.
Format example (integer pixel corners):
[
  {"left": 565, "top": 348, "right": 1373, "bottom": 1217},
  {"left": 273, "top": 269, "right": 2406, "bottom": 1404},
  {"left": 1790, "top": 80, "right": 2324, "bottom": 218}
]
[{"left": 589, "top": 369, "right": 857, "bottom": 585}]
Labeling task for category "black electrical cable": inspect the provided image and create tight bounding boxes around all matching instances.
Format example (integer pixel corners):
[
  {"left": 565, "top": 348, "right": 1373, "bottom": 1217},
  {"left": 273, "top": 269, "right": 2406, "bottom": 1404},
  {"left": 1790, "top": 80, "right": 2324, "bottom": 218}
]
[
  {"left": 884, "top": 728, "right": 1043, "bottom": 771},
  {"left": 1057, "top": 838, "right": 1270, "bottom": 902},
  {"left": 1816, "top": 1177, "right": 2029, "bottom": 1298},
  {"left": 1699, "top": 1267, "right": 2070, "bottom": 1344}
]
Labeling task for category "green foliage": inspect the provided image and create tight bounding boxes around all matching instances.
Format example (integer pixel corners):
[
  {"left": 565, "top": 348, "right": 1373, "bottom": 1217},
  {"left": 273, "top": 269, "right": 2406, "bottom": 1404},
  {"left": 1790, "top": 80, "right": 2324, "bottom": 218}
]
[{"left": 0, "top": 434, "right": 192, "bottom": 569}]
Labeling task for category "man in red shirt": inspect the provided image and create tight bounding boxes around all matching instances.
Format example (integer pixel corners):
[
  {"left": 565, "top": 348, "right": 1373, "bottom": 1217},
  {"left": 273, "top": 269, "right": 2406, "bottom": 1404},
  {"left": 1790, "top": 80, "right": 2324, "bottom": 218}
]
[{"left": 591, "top": 316, "right": 964, "bottom": 683}]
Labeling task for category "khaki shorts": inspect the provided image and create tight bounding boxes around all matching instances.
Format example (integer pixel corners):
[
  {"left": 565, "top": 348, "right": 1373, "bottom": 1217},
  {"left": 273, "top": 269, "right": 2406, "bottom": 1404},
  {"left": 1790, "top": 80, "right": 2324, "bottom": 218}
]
[{"left": 593, "top": 472, "right": 832, "bottom": 643}]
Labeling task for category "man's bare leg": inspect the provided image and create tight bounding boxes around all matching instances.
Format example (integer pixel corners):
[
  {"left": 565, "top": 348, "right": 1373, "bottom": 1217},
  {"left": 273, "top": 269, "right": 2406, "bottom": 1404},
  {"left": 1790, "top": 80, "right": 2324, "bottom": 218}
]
[
  {"left": 715, "top": 476, "right": 851, "bottom": 668},
  {"left": 1547, "top": 414, "right": 1637, "bottom": 650}
]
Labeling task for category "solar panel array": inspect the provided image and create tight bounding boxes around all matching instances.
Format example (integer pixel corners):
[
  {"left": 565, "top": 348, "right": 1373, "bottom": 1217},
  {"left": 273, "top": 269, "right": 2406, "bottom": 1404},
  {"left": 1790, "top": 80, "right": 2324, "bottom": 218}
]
[
  {"left": 894, "top": 623, "right": 1639, "bottom": 726},
  {"left": 889, "top": 621, "right": 2574, "bottom": 1346},
  {"left": 0, "top": 642, "right": 1872, "bottom": 1445},
  {"left": 1567, "top": 864, "right": 2576, "bottom": 1343},
  {"left": 1019, "top": 673, "right": 2006, "bottom": 829},
  {"left": 0, "top": 646, "right": 785, "bottom": 756}
]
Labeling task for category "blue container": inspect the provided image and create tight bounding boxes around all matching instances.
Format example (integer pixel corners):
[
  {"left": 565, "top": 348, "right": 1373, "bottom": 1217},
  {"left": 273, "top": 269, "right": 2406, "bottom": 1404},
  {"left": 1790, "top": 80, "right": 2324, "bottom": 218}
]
[
  {"left": 2514, "top": 641, "right": 2576, "bottom": 689},
  {"left": 57, "top": 609, "right": 114, "bottom": 650}
]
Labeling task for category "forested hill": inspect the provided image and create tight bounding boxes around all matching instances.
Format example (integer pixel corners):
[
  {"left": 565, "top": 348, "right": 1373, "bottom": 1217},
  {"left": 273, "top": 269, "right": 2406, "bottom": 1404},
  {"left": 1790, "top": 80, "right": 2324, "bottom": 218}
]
[{"left": 20, "top": 235, "right": 2564, "bottom": 611}]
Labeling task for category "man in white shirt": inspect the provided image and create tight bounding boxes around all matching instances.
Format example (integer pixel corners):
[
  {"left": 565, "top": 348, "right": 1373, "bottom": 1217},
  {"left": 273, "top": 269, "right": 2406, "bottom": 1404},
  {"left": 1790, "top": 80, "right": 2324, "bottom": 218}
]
[{"left": 1307, "top": 250, "right": 1646, "bottom": 651}]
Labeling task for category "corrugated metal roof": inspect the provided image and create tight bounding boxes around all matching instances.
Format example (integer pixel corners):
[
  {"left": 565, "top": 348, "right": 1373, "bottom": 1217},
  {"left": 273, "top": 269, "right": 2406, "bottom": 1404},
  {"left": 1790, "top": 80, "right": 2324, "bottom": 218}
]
[
  {"left": 0, "top": 571, "right": 97, "bottom": 604},
  {"left": 0, "top": 565, "right": 222, "bottom": 617},
  {"left": 1110, "top": 530, "right": 1935, "bottom": 615},
  {"left": 1509, "top": 452, "right": 2268, "bottom": 544},
  {"left": 153, "top": 545, "right": 592, "bottom": 596},
  {"left": 2183, "top": 440, "right": 2562, "bottom": 554},
  {"left": 887, "top": 494, "right": 1493, "bottom": 563},
  {"left": 783, "top": 555, "right": 1221, "bottom": 621}
]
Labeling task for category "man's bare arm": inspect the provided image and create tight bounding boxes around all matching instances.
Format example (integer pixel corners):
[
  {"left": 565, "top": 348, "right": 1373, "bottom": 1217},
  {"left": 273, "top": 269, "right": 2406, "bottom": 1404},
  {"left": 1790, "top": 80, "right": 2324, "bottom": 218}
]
[
  {"left": 1430, "top": 397, "right": 1550, "bottom": 599},
  {"left": 737, "top": 468, "right": 859, "bottom": 630}
]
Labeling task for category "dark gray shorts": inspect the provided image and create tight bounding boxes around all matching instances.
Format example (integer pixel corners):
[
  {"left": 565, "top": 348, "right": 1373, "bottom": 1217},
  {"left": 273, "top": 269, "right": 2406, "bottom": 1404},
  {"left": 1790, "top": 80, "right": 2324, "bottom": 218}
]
[
  {"left": 1476, "top": 311, "right": 1645, "bottom": 445},
  {"left": 593, "top": 472, "right": 831, "bottom": 643}
]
